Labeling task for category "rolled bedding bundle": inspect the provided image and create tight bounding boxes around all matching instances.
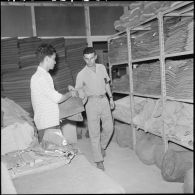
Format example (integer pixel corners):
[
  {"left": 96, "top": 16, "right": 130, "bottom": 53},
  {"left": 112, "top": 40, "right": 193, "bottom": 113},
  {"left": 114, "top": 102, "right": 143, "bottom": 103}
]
[{"left": 161, "top": 149, "right": 193, "bottom": 183}]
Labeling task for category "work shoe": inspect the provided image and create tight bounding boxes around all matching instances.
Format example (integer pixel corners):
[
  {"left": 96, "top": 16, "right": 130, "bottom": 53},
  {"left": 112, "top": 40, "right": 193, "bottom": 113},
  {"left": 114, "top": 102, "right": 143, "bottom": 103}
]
[
  {"left": 101, "top": 148, "right": 106, "bottom": 158},
  {"left": 96, "top": 161, "right": 105, "bottom": 171}
]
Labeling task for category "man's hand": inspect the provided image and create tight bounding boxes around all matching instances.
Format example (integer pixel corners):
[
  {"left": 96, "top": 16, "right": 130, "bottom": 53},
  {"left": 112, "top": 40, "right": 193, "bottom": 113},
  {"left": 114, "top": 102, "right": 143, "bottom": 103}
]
[
  {"left": 70, "top": 90, "right": 79, "bottom": 97},
  {"left": 110, "top": 98, "right": 115, "bottom": 110}
]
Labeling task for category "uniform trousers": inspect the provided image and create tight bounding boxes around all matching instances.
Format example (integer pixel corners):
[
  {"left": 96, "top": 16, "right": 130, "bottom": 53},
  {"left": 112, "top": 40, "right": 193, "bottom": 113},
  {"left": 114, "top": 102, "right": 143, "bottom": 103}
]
[{"left": 85, "top": 96, "right": 113, "bottom": 162}]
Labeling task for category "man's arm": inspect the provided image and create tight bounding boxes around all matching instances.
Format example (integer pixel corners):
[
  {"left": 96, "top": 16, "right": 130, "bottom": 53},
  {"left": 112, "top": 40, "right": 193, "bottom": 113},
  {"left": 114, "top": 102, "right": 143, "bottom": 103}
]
[{"left": 105, "top": 83, "right": 115, "bottom": 110}]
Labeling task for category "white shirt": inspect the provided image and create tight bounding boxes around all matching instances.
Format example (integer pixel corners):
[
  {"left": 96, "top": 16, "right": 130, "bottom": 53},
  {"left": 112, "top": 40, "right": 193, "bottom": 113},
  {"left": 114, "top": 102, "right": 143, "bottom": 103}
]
[
  {"left": 30, "top": 66, "right": 62, "bottom": 130},
  {"left": 75, "top": 63, "right": 110, "bottom": 96}
]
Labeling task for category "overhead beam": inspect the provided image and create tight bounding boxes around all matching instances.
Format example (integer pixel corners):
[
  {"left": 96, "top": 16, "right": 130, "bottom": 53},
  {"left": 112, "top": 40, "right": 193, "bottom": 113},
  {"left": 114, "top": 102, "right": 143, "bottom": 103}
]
[{"left": 1, "top": 2, "right": 131, "bottom": 7}]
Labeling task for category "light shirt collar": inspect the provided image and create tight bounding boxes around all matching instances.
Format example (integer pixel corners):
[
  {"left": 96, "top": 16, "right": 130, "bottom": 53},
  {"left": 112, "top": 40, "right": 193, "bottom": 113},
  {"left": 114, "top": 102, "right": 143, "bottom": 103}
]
[{"left": 38, "top": 66, "right": 49, "bottom": 74}]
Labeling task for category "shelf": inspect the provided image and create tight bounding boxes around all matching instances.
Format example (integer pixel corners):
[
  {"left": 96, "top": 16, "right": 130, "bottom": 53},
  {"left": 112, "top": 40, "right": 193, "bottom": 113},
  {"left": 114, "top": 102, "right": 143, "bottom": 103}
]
[
  {"left": 112, "top": 91, "right": 162, "bottom": 99},
  {"left": 165, "top": 50, "right": 193, "bottom": 58},
  {"left": 112, "top": 90, "right": 129, "bottom": 95},
  {"left": 168, "top": 137, "right": 193, "bottom": 150},
  {"left": 132, "top": 56, "right": 160, "bottom": 63},
  {"left": 110, "top": 60, "right": 128, "bottom": 66},
  {"left": 133, "top": 92, "right": 161, "bottom": 99},
  {"left": 163, "top": 1, "right": 194, "bottom": 16},
  {"left": 166, "top": 96, "right": 193, "bottom": 104},
  {"left": 108, "top": 1, "right": 194, "bottom": 152}
]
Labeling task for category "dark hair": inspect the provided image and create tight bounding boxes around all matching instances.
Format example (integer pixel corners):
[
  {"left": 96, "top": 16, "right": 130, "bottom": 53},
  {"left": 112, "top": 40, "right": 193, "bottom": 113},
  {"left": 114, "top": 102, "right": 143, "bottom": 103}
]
[
  {"left": 36, "top": 43, "right": 56, "bottom": 63},
  {"left": 83, "top": 47, "right": 96, "bottom": 55}
]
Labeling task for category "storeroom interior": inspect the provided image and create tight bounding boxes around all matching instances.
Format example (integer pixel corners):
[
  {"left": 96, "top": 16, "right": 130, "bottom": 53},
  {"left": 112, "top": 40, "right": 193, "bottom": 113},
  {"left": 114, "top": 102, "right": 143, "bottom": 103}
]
[{"left": 1, "top": 1, "right": 193, "bottom": 194}]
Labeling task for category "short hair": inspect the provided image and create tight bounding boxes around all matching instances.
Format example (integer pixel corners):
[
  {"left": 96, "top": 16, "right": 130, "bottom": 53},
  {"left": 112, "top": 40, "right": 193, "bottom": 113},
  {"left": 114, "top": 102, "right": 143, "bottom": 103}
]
[
  {"left": 36, "top": 43, "right": 56, "bottom": 63},
  {"left": 83, "top": 47, "right": 96, "bottom": 55}
]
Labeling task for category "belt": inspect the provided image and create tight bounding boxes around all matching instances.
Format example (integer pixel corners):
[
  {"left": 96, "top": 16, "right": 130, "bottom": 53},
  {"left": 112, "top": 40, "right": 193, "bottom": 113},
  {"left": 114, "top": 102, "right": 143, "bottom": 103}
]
[{"left": 88, "top": 94, "right": 106, "bottom": 99}]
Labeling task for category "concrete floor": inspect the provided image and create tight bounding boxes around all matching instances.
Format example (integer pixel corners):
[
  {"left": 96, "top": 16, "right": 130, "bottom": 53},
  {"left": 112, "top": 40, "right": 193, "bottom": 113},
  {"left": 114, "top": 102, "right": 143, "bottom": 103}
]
[{"left": 77, "top": 137, "right": 184, "bottom": 194}]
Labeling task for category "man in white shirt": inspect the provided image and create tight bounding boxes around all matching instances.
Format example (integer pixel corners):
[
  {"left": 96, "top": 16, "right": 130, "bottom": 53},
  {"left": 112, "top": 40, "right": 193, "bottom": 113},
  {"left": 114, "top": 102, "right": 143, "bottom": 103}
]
[
  {"left": 75, "top": 47, "right": 115, "bottom": 171},
  {"left": 30, "top": 43, "right": 77, "bottom": 143}
]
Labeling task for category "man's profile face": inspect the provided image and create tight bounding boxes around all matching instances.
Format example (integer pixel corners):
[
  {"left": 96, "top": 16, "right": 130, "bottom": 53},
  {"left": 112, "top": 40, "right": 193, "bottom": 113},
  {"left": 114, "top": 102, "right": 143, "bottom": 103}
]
[
  {"left": 83, "top": 53, "right": 97, "bottom": 67},
  {"left": 47, "top": 53, "right": 56, "bottom": 70}
]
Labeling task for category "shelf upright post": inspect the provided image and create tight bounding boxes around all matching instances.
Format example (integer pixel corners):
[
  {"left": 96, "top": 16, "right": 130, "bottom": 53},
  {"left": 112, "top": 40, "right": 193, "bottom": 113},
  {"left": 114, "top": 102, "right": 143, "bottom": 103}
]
[
  {"left": 158, "top": 12, "right": 168, "bottom": 152},
  {"left": 126, "top": 27, "right": 136, "bottom": 150},
  {"left": 107, "top": 38, "right": 113, "bottom": 86}
]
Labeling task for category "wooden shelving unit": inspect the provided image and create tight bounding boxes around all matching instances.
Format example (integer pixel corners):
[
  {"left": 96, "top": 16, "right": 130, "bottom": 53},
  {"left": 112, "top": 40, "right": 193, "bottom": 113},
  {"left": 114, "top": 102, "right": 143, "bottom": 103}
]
[{"left": 108, "top": 1, "right": 194, "bottom": 152}]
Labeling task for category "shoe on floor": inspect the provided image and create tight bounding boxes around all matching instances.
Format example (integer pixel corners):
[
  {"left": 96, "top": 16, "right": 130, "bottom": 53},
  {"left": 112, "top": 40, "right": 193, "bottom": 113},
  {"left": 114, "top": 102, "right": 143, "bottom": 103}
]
[
  {"left": 101, "top": 148, "right": 106, "bottom": 158},
  {"left": 96, "top": 161, "right": 105, "bottom": 171}
]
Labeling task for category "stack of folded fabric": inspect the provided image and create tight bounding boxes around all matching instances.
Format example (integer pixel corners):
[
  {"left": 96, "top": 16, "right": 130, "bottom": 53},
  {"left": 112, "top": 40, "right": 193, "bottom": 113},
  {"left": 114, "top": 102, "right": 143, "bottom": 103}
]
[
  {"left": 1, "top": 38, "right": 19, "bottom": 74},
  {"left": 114, "top": 1, "right": 172, "bottom": 32},
  {"left": 2, "top": 66, "right": 37, "bottom": 114},
  {"left": 175, "top": 58, "right": 193, "bottom": 100},
  {"left": 164, "top": 17, "right": 193, "bottom": 54},
  {"left": 66, "top": 42, "right": 87, "bottom": 83},
  {"left": 108, "top": 35, "right": 128, "bottom": 64},
  {"left": 133, "top": 61, "right": 161, "bottom": 95},
  {"left": 165, "top": 59, "right": 181, "bottom": 98},
  {"left": 131, "top": 21, "right": 160, "bottom": 59},
  {"left": 112, "top": 74, "right": 129, "bottom": 92},
  {"left": 184, "top": 21, "right": 193, "bottom": 51},
  {"left": 18, "top": 37, "right": 41, "bottom": 69}
]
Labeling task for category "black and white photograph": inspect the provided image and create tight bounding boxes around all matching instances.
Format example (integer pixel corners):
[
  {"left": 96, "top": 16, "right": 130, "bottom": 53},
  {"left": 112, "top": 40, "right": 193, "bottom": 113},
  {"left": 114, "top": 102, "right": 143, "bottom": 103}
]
[{"left": 1, "top": 1, "right": 193, "bottom": 194}]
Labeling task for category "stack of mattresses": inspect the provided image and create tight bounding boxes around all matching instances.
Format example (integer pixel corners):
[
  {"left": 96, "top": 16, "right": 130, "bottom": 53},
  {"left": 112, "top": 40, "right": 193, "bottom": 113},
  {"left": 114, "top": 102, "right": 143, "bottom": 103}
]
[
  {"left": 112, "top": 74, "right": 129, "bottom": 92},
  {"left": 184, "top": 21, "right": 193, "bottom": 51},
  {"left": 175, "top": 58, "right": 193, "bottom": 100},
  {"left": 114, "top": 1, "right": 172, "bottom": 31},
  {"left": 1, "top": 38, "right": 19, "bottom": 74},
  {"left": 65, "top": 42, "right": 87, "bottom": 83},
  {"left": 108, "top": 35, "right": 128, "bottom": 64},
  {"left": 131, "top": 21, "right": 159, "bottom": 59},
  {"left": 164, "top": 17, "right": 193, "bottom": 54},
  {"left": 18, "top": 37, "right": 41, "bottom": 69},
  {"left": 133, "top": 61, "right": 161, "bottom": 95},
  {"left": 1, "top": 66, "right": 37, "bottom": 114},
  {"left": 42, "top": 38, "right": 74, "bottom": 94}
]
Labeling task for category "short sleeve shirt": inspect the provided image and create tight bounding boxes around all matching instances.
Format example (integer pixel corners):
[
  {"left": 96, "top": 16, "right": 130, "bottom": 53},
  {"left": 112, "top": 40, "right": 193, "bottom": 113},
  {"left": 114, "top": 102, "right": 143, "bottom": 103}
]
[
  {"left": 75, "top": 63, "right": 110, "bottom": 96},
  {"left": 30, "top": 66, "right": 62, "bottom": 130}
]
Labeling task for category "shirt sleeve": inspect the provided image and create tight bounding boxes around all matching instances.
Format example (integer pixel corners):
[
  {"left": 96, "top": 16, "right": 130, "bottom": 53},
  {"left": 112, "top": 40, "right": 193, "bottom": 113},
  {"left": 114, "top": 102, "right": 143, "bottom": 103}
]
[
  {"left": 75, "top": 72, "right": 84, "bottom": 89},
  {"left": 33, "top": 77, "right": 62, "bottom": 103},
  {"left": 102, "top": 65, "right": 110, "bottom": 82}
]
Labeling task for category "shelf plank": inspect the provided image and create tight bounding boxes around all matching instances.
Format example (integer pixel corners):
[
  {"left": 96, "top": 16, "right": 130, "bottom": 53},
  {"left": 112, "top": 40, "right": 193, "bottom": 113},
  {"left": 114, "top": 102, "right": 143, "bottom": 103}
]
[
  {"left": 165, "top": 50, "right": 193, "bottom": 58},
  {"left": 110, "top": 60, "right": 128, "bottom": 66},
  {"left": 112, "top": 90, "right": 129, "bottom": 94},
  {"left": 168, "top": 137, "right": 193, "bottom": 150},
  {"left": 133, "top": 92, "right": 161, "bottom": 99},
  {"left": 132, "top": 56, "right": 160, "bottom": 63},
  {"left": 166, "top": 96, "right": 193, "bottom": 104},
  {"left": 163, "top": 1, "right": 194, "bottom": 15}
]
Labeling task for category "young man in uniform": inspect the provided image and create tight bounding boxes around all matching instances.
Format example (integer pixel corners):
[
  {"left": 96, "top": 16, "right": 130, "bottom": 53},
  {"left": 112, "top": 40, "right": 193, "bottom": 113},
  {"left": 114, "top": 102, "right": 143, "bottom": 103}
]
[{"left": 75, "top": 47, "right": 115, "bottom": 171}]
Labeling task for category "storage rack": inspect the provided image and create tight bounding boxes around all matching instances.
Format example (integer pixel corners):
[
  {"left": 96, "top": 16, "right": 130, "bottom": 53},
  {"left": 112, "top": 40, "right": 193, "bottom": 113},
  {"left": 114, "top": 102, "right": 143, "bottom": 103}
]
[{"left": 108, "top": 1, "right": 194, "bottom": 152}]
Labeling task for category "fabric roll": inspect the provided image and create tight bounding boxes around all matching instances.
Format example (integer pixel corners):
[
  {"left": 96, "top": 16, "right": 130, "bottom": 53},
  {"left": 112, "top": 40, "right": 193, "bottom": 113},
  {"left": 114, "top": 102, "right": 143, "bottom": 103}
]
[
  {"left": 135, "top": 133, "right": 162, "bottom": 165},
  {"left": 161, "top": 149, "right": 193, "bottom": 183}
]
